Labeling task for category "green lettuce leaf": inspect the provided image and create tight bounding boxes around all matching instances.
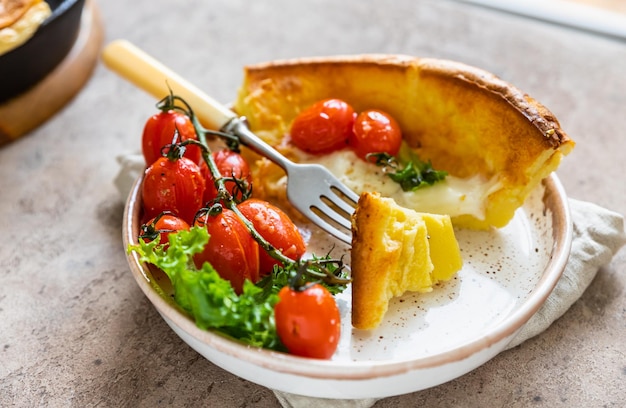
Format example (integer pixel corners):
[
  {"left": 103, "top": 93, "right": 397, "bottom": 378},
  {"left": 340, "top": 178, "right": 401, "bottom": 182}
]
[{"left": 128, "top": 227, "right": 283, "bottom": 350}]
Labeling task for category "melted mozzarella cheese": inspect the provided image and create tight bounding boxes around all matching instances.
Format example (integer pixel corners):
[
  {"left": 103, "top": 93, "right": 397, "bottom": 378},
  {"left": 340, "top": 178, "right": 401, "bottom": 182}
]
[{"left": 300, "top": 149, "right": 501, "bottom": 220}]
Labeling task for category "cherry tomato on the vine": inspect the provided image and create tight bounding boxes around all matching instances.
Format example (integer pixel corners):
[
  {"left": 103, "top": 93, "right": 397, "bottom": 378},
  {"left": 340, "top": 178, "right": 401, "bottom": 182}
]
[
  {"left": 349, "top": 109, "right": 402, "bottom": 161},
  {"left": 193, "top": 209, "right": 260, "bottom": 294},
  {"left": 142, "top": 156, "right": 206, "bottom": 225},
  {"left": 290, "top": 98, "right": 355, "bottom": 154},
  {"left": 238, "top": 199, "right": 306, "bottom": 276},
  {"left": 275, "top": 284, "right": 341, "bottom": 359},
  {"left": 139, "top": 212, "right": 190, "bottom": 246},
  {"left": 201, "top": 149, "right": 252, "bottom": 204},
  {"left": 142, "top": 110, "right": 202, "bottom": 166}
]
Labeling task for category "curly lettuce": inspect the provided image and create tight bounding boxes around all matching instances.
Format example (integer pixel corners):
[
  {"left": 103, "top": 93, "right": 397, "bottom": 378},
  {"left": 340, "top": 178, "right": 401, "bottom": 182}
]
[{"left": 129, "top": 227, "right": 283, "bottom": 350}]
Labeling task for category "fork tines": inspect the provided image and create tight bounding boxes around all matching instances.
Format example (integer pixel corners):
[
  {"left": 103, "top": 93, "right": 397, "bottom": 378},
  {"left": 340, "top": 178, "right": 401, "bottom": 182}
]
[{"left": 304, "top": 183, "right": 359, "bottom": 245}]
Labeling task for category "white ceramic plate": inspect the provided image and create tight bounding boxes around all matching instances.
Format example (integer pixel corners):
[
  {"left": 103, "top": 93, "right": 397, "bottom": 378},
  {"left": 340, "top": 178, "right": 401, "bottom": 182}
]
[{"left": 123, "top": 173, "right": 572, "bottom": 399}]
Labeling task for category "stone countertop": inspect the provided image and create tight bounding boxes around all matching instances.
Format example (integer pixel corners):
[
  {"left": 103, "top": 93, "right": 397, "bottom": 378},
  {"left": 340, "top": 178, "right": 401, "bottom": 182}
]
[{"left": 1, "top": 0, "right": 625, "bottom": 406}]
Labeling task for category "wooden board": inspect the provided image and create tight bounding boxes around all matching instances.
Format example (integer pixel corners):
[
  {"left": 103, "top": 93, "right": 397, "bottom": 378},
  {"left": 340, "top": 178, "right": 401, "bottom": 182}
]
[{"left": 0, "top": 0, "right": 103, "bottom": 146}]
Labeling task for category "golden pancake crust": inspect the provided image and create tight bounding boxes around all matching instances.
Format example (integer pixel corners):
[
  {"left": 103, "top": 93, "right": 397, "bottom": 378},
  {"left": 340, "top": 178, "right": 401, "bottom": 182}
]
[{"left": 235, "top": 55, "right": 574, "bottom": 229}]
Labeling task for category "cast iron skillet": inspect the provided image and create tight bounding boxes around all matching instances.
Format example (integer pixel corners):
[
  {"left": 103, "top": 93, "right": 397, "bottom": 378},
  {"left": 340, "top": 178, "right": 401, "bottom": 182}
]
[{"left": 0, "top": 0, "right": 85, "bottom": 103}]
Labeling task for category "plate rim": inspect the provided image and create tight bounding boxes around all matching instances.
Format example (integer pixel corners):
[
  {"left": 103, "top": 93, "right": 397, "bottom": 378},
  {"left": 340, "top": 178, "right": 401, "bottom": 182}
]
[{"left": 122, "top": 172, "right": 572, "bottom": 381}]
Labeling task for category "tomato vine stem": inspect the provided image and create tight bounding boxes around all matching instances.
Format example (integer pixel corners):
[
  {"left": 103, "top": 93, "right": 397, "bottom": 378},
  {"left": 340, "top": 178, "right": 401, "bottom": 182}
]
[
  {"left": 157, "top": 91, "right": 295, "bottom": 267},
  {"left": 156, "top": 90, "right": 350, "bottom": 288}
]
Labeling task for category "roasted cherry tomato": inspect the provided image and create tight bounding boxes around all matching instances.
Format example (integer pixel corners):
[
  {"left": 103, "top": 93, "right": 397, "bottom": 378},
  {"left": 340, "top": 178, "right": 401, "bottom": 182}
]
[
  {"left": 201, "top": 149, "right": 252, "bottom": 204},
  {"left": 349, "top": 109, "right": 402, "bottom": 161},
  {"left": 238, "top": 199, "right": 306, "bottom": 276},
  {"left": 275, "top": 284, "right": 341, "bottom": 359},
  {"left": 139, "top": 212, "right": 190, "bottom": 246},
  {"left": 193, "top": 209, "right": 260, "bottom": 294},
  {"left": 142, "top": 156, "right": 206, "bottom": 225},
  {"left": 290, "top": 98, "right": 355, "bottom": 154},
  {"left": 142, "top": 110, "right": 202, "bottom": 166}
]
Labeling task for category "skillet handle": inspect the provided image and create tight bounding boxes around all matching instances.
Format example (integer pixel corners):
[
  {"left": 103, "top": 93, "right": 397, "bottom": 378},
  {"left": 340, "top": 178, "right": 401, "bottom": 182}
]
[{"left": 101, "top": 39, "right": 236, "bottom": 130}]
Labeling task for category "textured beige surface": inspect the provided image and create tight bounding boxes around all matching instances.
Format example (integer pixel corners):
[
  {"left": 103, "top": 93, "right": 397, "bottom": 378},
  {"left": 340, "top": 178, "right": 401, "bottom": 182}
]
[{"left": 1, "top": 0, "right": 625, "bottom": 406}]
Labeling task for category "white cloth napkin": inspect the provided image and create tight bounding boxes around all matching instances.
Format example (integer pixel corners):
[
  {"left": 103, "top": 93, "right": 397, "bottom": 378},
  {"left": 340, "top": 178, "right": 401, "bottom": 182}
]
[{"left": 115, "top": 154, "right": 626, "bottom": 408}]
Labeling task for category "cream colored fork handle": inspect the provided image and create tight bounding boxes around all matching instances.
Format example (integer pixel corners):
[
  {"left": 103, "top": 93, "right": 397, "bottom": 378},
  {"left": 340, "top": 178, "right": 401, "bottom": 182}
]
[{"left": 101, "top": 39, "right": 236, "bottom": 130}]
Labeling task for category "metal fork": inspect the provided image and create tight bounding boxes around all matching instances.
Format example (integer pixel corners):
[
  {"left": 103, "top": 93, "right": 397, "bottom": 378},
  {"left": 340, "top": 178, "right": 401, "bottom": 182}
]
[
  {"left": 102, "top": 40, "right": 358, "bottom": 244},
  {"left": 222, "top": 118, "right": 358, "bottom": 244}
]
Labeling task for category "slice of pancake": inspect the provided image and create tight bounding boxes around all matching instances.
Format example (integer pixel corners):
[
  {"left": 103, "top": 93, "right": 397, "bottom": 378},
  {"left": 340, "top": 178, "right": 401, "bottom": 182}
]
[
  {"left": 351, "top": 191, "right": 462, "bottom": 330},
  {"left": 234, "top": 55, "right": 574, "bottom": 229}
]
